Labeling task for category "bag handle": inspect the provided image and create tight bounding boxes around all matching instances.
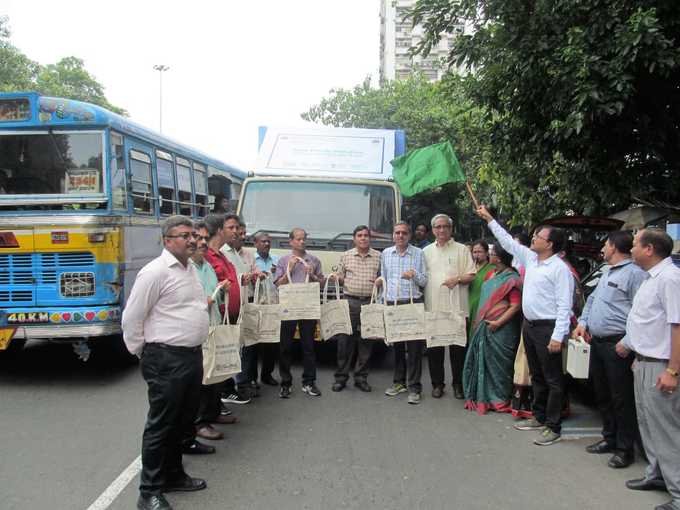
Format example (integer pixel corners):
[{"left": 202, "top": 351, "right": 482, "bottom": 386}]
[
  {"left": 252, "top": 274, "right": 261, "bottom": 305},
  {"left": 323, "top": 273, "right": 341, "bottom": 303},
  {"left": 370, "top": 277, "right": 385, "bottom": 304},
  {"left": 286, "top": 255, "right": 310, "bottom": 284},
  {"left": 392, "top": 277, "right": 415, "bottom": 306},
  {"left": 211, "top": 285, "right": 230, "bottom": 325},
  {"left": 439, "top": 286, "right": 461, "bottom": 313}
]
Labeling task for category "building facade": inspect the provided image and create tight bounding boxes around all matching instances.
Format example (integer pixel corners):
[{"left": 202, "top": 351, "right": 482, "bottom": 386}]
[{"left": 379, "top": 0, "right": 464, "bottom": 82}]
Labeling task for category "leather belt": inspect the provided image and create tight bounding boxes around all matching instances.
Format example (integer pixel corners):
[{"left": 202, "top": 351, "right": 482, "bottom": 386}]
[
  {"left": 635, "top": 353, "right": 668, "bottom": 363},
  {"left": 592, "top": 334, "right": 625, "bottom": 343},
  {"left": 344, "top": 294, "right": 371, "bottom": 300},
  {"left": 524, "top": 318, "right": 555, "bottom": 327},
  {"left": 145, "top": 343, "right": 202, "bottom": 353}
]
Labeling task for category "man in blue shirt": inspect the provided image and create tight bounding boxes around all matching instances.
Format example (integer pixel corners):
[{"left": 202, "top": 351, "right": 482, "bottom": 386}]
[
  {"left": 381, "top": 221, "right": 428, "bottom": 405},
  {"left": 573, "top": 231, "right": 646, "bottom": 468},
  {"left": 253, "top": 232, "right": 279, "bottom": 386}
]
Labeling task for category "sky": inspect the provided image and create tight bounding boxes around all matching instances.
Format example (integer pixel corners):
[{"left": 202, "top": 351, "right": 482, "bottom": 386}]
[{"left": 2, "top": 0, "right": 380, "bottom": 171}]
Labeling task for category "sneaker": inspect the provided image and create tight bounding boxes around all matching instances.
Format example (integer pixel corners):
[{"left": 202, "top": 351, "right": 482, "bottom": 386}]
[
  {"left": 279, "top": 386, "right": 291, "bottom": 399},
  {"left": 385, "top": 383, "right": 408, "bottom": 397},
  {"left": 302, "top": 383, "right": 322, "bottom": 397},
  {"left": 513, "top": 417, "right": 544, "bottom": 431},
  {"left": 407, "top": 392, "right": 421, "bottom": 405},
  {"left": 220, "top": 391, "right": 251, "bottom": 405},
  {"left": 533, "top": 428, "right": 562, "bottom": 446}
]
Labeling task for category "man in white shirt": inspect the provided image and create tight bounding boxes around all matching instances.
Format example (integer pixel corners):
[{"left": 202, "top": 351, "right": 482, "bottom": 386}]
[
  {"left": 423, "top": 214, "right": 476, "bottom": 399},
  {"left": 122, "top": 216, "right": 210, "bottom": 510},
  {"left": 616, "top": 228, "right": 680, "bottom": 510},
  {"left": 476, "top": 205, "right": 574, "bottom": 446}
]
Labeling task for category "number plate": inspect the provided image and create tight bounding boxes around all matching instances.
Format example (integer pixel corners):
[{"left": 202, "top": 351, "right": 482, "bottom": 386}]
[
  {"left": 0, "top": 328, "right": 17, "bottom": 350},
  {"left": 7, "top": 312, "right": 49, "bottom": 324}
]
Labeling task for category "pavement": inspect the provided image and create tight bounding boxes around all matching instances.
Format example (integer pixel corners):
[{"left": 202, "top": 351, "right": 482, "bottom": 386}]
[{"left": 0, "top": 339, "right": 672, "bottom": 510}]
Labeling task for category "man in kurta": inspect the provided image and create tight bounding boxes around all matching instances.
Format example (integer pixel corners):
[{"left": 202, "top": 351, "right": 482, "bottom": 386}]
[{"left": 423, "top": 214, "right": 476, "bottom": 400}]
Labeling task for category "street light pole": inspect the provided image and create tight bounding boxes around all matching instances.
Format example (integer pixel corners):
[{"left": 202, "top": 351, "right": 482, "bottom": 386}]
[{"left": 153, "top": 65, "right": 169, "bottom": 133}]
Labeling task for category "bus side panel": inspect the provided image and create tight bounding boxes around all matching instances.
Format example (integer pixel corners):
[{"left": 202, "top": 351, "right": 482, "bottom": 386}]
[{"left": 121, "top": 223, "right": 162, "bottom": 307}]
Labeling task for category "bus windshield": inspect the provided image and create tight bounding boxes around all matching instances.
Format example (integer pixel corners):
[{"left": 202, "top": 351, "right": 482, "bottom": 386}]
[
  {"left": 239, "top": 180, "right": 397, "bottom": 239},
  {"left": 0, "top": 132, "right": 104, "bottom": 197}
]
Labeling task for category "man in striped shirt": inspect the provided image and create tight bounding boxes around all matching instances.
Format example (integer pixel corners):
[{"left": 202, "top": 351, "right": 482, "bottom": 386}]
[{"left": 332, "top": 225, "right": 382, "bottom": 392}]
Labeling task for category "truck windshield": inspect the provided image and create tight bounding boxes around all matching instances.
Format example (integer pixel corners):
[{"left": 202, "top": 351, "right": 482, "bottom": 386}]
[
  {"left": 0, "top": 132, "right": 104, "bottom": 197},
  {"left": 240, "top": 180, "right": 396, "bottom": 239}
]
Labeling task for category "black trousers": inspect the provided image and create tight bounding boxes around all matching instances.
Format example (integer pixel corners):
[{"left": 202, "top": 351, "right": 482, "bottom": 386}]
[
  {"left": 279, "top": 319, "right": 317, "bottom": 387},
  {"left": 590, "top": 335, "right": 637, "bottom": 453},
  {"left": 428, "top": 344, "right": 467, "bottom": 387},
  {"left": 335, "top": 296, "right": 374, "bottom": 384},
  {"left": 522, "top": 319, "right": 565, "bottom": 434},
  {"left": 195, "top": 383, "right": 220, "bottom": 428},
  {"left": 393, "top": 340, "right": 425, "bottom": 393},
  {"left": 256, "top": 342, "right": 279, "bottom": 380},
  {"left": 140, "top": 344, "right": 202, "bottom": 496}
]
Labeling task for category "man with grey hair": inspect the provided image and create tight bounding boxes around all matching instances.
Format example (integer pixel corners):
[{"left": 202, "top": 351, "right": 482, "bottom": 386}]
[
  {"left": 122, "top": 215, "right": 209, "bottom": 510},
  {"left": 423, "top": 213, "right": 476, "bottom": 400},
  {"left": 617, "top": 228, "right": 680, "bottom": 510}
]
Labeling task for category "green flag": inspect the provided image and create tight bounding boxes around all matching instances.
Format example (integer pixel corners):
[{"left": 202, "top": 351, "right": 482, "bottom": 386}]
[{"left": 390, "top": 141, "right": 466, "bottom": 197}]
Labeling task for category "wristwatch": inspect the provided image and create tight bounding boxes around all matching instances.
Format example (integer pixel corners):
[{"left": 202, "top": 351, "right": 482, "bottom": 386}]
[{"left": 666, "top": 367, "right": 679, "bottom": 377}]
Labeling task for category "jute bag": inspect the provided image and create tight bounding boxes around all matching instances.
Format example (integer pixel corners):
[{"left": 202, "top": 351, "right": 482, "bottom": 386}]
[
  {"left": 360, "top": 277, "right": 386, "bottom": 340},
  {"left": 320, "top": 274, "right": 352, "bottom": 340},
  {"left": 383, "top": 280, "right": 426, "bottom": 344},
  {"left": 203, "top": 285, "right": 242, "bottom": 385},
  {"left": 565, "top": 336, "right": 590, "bottom": 379},
  {"left": 240, "top": 276, "right": 282, "bottom": 346},
  {"left": 278, "top": 256, "right": 321, "bottom": 321},
  {"left": 513, "top": 333, "right": 531, "bottom": 386},
  {"left": 425, "top": 288, "right": 467, "bottom": 348}
]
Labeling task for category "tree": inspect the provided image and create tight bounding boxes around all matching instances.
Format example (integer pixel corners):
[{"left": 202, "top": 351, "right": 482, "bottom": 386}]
[
  {"left": 408, "top": 0, "right": 680, "bottom": 224},
  {"left": 0, "top": 16, "right": 126, "bottom": 115},
  {"left": 302, "top": 73, "right": 498, "bottom": 240},
  {"left": 36, "top": 57, "right": 126, "bottom": 115}
]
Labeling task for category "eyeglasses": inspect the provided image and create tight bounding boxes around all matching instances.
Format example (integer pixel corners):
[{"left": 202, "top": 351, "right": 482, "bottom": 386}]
[
  {"left": 432, "top": 225, "right": 451, "bottom": 230},
  {"left": 165, "top": 232, "right": 198, "bottom": 240},
  {"left": 394, "top": 231, "right": 409, "bottom": 236},
  {"left": 195, "top": 235, "right": 209, "bottom": 242},
  {"left": 532, "top": 233, "right": 550, "bottom": 242}
]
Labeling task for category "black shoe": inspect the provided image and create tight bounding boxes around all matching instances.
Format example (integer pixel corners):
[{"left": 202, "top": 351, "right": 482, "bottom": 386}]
[
  {"left": 181, "top": 440, "right": 215, "bottom": 455},
  {"left": 432, "top": 386, "right": 444, "bottom": 398},
  {"left": 261, "top": 374, "right": 279, "bottom": 386},
  {"left": 625, "top": 477, "right": 667, "bottom": 491},
  {"left": 452, "top": 383, "right": 464, "bottom": 400},
  {"left": 586, "top": 439, "right": 614, "bottom": 454},
  {"left": 608, "top": 451, "right": 634, "bottom": 469},
  {"left": 251, "top": 380, "right": 261, "bottom": 392},
  {"left": 354, "top": 380, "right": 372, "bottom": 392},
  {"left": 137, "top": 494, "right": 172, "bottom": 510},
  {"left": 279, "top": 386, "right": 291, "bottom": 399},
  {"left": 164, "top": 476, "right": 207, "bottom": 493},
  {"left": 332, "top": 382, "right": 345, "bottom": 392}
]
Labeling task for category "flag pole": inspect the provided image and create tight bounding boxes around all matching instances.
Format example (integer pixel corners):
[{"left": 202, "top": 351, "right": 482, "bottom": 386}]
[{"left": 465, "top": 179, "right": 480, "bottom": 209}]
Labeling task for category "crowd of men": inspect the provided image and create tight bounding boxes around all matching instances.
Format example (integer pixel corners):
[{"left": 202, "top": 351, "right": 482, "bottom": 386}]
[{"left": 121, "top": 209, "right": 679, "bottom": 510}]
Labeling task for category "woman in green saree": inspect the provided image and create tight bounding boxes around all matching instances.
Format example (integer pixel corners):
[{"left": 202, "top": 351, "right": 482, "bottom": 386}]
[
  {"left": 463, "top": 242, "right": 522, "bottom": 415},
  {"left": 468, "top": 239, "right": 496, "bottom": 326}
]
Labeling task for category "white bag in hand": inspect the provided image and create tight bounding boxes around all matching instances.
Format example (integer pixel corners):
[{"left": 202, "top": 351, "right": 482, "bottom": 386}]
[
  {"left": 278, "top": 256, "right": 321, "bottom": 321},
  {"left": 426, "top": 288, "right": 467, "bottom": 348},
  {"left": 203, "top": 285, "right": 242, "bottom": 385},
  {"left": 320, "top": 274, "right": 352, "bottom": 340},
  {"left": 360, "top": 277, "right": 386, "bottom": 340},
  {"left": 383, "top": 279, "right": 425, "bottom": 343},
  {"left": 241, "top": 275, "right": 282, "bottom": 345},
  {"left": 566, "top": 336, "right": 590, "bottom": 379}
]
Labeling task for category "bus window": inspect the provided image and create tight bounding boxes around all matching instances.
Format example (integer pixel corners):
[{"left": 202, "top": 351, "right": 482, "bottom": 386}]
[
  {"left": 110, "top": 132, "right": 127, "bottom": 210},
  {"left": 156, "top": 150, "right": 176, "bottom": 216},
  {"left": 176, "top": 157, "right": 192, "bottom": 217},
  {"left": 129, "top": 149, "right": 153, "bottom": 214},
  {"left": 193, "top": 162, "right": 207, "bottom": 216}
]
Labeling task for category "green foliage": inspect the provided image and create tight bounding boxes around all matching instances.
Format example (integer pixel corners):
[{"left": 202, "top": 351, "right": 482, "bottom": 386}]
[
  {"left": 0, "top": 16, "right": 126, "bottom": 115},
  {"left": 302, "top": 73, "right": 497, "bottom": 240},
  {"left": 408, "top": 0, "right": 680, "bottom": 224}
]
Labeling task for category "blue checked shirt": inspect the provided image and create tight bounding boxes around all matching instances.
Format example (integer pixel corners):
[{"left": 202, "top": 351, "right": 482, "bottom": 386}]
[{"left": 380, "top": 245, "right": 428, "bottom": 301}]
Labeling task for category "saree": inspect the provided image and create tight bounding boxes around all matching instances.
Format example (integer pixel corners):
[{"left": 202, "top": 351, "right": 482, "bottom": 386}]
[
  {"left": 463, "top": 269, "right": 521, "bottom": 415},
  {"left": 468, "top": 262, "right": 495, "bottom": 331}
]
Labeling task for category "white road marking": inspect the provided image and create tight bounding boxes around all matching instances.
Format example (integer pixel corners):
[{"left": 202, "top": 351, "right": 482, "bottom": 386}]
[{"left": 85, "top": 455, "right": 141, "bottom": 510}]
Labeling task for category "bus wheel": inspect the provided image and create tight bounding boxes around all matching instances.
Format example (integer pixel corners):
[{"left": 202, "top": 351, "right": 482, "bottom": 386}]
[{"left": 0, "top": 338, "right": 26, "bottom": 362}]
